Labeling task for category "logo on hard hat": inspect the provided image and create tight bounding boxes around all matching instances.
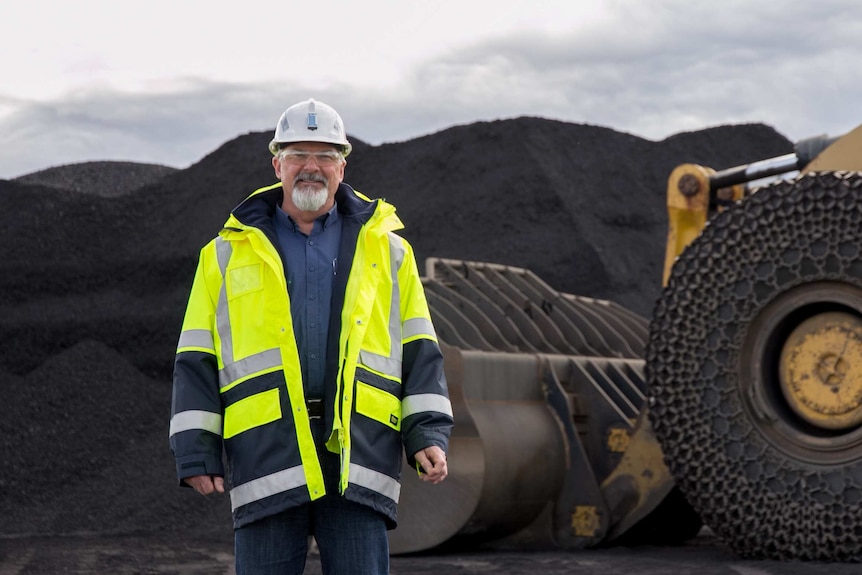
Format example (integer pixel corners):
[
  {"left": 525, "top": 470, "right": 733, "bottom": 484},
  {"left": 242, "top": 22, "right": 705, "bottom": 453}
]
[{"left": 307, "top": 113, "right": 318, "bottom": 131}]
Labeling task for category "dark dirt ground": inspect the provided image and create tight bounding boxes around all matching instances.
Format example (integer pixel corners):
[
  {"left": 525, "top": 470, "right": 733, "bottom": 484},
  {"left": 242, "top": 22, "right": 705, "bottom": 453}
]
[
  {"left": 3, "top": 529, "right": 860, "bottom": 574},
  {"left": 5, "top": 116, "right": 842, "bottom": 573}
]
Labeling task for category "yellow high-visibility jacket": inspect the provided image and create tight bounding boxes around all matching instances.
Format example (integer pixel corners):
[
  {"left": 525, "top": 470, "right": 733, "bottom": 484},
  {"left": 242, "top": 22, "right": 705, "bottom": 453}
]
[{"left": 169, "top": 182, "right": 453, "bottom": 529}]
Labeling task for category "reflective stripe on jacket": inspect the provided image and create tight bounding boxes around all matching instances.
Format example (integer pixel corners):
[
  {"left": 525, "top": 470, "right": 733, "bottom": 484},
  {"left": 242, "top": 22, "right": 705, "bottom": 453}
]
[{"left": 169, "top": 182, "right": 453, "bottom": 529}]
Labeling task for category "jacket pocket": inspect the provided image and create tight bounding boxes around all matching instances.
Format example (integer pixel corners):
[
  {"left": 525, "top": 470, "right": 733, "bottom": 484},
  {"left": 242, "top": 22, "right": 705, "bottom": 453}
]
[
  {"left": 223, "top": 387, "right": 282, "bottom": 439},
  {"left": 227, "top": 263, "right": 263, "bottom": 299},
  {"left": 355, "top": 380, "right": 402, "bottom": 431}
]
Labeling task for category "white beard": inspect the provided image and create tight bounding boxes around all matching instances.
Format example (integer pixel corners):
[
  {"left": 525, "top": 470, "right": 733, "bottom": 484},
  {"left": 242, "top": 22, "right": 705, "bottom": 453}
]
[{"left": 292, "top": 184, "right": 329, "bottom": 212}]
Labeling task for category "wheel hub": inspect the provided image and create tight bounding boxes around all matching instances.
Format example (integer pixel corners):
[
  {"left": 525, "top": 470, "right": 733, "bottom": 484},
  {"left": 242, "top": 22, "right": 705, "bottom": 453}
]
[{"left": 779, "top": 312, "right": 862, "bottom": 430}]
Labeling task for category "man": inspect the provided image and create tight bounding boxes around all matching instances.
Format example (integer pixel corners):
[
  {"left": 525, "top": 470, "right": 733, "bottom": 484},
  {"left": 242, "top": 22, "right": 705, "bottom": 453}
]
[{"left": 169, "top": 98, "right": 453, "bottom": 574}]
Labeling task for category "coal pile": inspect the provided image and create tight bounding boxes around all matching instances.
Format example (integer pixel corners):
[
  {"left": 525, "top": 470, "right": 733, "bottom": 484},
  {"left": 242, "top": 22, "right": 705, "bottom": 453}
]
[
  {"left": 0, "top": 117, "right": 792, "bottom": 539},
  {"left": 13, "top": 160, "right": 179, "bottom": 197}
]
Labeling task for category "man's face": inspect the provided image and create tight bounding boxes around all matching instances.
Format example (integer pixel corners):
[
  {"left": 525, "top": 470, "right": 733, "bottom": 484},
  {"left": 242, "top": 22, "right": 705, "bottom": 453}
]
[{"left": 272, "top": 142, "right": 346, "bottom": 213}]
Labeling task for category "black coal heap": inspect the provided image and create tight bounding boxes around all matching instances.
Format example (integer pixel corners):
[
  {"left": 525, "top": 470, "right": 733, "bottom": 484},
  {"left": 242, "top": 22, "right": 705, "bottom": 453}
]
[{"left": 0, "top": 117, "right": 792, "bottom": 538}]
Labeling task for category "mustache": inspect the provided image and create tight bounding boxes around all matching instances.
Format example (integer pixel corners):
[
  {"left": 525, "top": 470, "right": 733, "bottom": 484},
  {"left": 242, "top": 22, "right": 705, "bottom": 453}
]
[{"left": 293, "top": 172, "right": 327, "bottom": 186}]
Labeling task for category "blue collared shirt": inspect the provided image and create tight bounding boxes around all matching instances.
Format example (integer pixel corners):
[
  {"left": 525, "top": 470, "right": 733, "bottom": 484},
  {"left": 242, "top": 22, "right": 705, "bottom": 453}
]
[{"left": 272, "top": 203, "right": 342, "bottom": 398}]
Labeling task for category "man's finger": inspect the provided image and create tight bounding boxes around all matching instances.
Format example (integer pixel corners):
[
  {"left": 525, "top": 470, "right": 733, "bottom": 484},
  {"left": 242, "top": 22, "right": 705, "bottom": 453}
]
[
  {"left": 194, "top": 477, "right": 213, "bottom": 495},
  {"left": 414, "top": 447, "right": 448, "bottom": 484},
  {"left": 213, "top": 476, "right": 225, "bottom": 493},
  {"left": 185, "top": 475, "right": 222, "bottom": 496},
  {"left": 414, "top": 451, "right": 430, "bottom": 473}
]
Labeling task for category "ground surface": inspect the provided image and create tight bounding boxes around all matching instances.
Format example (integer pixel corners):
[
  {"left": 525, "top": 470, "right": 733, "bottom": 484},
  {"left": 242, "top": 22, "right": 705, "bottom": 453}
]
[{"left": 1, "top": 530, "right": 858, "bottom": 575}]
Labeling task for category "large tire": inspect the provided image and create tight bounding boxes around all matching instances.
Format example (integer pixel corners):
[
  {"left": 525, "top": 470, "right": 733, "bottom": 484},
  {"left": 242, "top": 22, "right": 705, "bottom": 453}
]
[{"left": 646, "top": 172, "right": 862, "bottom": 561}]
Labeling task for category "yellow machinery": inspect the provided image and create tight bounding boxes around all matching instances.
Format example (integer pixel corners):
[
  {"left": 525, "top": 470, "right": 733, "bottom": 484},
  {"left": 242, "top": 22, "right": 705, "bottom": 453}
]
[
  {"left": 390, "top": 258, "right": 700, "bottom": 555},
  {"left": 649, "top": 123, "right": 862, "bottom": 561},
  {"left": 391, "top": 124, "right": 862, "bottom": 561}
]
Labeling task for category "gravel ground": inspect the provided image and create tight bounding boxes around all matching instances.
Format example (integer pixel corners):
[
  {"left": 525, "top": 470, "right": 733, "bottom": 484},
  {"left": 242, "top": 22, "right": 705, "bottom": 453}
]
[{"left": 2, "top": 529, "right": 858, "bottom": 574}]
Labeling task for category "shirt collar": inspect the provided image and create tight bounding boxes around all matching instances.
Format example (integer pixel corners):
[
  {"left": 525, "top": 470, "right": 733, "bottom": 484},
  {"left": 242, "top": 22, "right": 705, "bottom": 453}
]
[{"left": 273, "top": 200, "right": 340, "bottom": 233}]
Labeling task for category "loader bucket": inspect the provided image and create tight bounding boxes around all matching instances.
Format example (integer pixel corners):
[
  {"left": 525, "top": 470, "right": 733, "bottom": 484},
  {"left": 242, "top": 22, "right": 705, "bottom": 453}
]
[{"left": 389, "top": 259, "right": 700, "bottom": 554}]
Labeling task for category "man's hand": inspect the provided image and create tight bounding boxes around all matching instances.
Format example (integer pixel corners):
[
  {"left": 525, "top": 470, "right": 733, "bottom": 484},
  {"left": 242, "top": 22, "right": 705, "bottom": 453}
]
[
  {"left": 413, "top": 446, "right": 448, "bottom": 484},
  {"left": 184, "top": 475, "right": 225, "bottom": 496}
]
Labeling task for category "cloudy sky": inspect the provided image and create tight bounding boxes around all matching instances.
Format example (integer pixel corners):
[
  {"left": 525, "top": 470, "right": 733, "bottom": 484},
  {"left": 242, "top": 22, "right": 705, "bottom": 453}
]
[{"left": 1, "top": 0, "right": 859, "bottom": 179}]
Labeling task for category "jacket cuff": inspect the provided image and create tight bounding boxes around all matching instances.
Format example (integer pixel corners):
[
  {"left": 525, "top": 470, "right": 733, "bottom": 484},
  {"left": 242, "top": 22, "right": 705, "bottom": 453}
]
[{"left": 175, "top": 454, "right": 225, "bottom": 485}]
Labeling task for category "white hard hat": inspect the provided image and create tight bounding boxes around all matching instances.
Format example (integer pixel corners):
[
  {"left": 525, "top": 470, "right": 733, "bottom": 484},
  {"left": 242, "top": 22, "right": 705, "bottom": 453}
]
[{"left": 268, "top": 98, "right": 352, "bottom": 157}]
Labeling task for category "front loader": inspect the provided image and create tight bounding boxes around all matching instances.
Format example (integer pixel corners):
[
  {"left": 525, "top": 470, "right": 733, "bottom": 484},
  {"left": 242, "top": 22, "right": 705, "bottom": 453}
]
[
  {"left": 391, "top": 123, "right": 862, "bottom": 562},
  {"left": 648, "top": 123, "right": 862, "bottom": 561}
]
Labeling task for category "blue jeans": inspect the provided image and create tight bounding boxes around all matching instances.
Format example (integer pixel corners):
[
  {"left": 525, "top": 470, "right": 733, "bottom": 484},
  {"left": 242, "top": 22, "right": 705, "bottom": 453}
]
[{"left": 234, "top": 494, "right": 390, "bottom": 575}]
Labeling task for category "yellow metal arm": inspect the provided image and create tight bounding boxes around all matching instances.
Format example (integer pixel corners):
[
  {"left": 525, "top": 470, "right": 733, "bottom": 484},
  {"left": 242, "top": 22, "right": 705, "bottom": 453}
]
[{"left": 662, "top": 164, "right": 713, "bottom": 287}]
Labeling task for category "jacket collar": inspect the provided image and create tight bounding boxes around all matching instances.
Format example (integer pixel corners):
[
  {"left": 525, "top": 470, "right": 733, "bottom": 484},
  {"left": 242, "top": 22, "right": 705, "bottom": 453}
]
[{"left": 222, "top": 182, "right": 402, "bottom": 240}]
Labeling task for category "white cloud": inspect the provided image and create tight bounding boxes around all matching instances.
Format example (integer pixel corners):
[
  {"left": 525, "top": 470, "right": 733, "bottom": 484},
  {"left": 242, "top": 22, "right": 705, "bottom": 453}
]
[{"left": 1, "top": 0, "right": 860, "bottom": 178}]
